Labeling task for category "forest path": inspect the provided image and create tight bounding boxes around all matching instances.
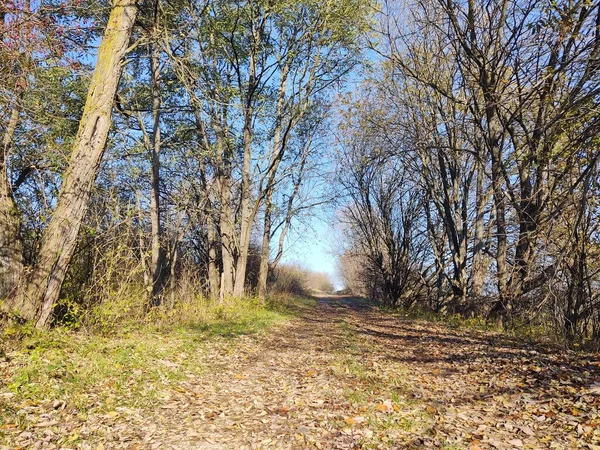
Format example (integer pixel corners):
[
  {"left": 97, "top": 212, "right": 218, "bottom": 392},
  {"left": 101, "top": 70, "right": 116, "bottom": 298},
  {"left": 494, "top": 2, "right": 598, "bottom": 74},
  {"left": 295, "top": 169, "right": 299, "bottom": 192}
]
[
  {"left": 118, "top": 295, "right": 599, "bottom": 449},
  {"left": 4, "top": 295, "right": 599, "bottom": 449}
]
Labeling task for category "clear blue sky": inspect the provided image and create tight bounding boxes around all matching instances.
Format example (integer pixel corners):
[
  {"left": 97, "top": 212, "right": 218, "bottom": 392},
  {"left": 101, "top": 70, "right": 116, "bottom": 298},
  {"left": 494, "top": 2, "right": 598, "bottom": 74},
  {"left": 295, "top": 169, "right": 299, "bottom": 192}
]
[{"left": 278, "top": 211, "right": 344, "bottom": 289}]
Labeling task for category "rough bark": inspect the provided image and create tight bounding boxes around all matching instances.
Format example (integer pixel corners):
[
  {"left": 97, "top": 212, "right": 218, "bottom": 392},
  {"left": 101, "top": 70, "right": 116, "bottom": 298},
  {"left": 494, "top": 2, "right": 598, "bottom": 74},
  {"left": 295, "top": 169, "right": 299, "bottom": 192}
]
[
  {"left": 232, "top": 105, "right": 254, "bottom": 298},
  {"left": 136, "top": 190, "right": 150, "bottom": 290},
  {"left": 219, "top": 198, "right": 235, "bottom": 299},
  {"left": 206, "top": 217, "right": 220, "bottom": 298},
  {"left": 470, "top": 160, "right": 485, "bottom": 297},
  {"left": 217, "top": 132, "right": 235, "bottom": 299},
  {"left": 0, "top": 103, "right": 23, "bottom": 305},
  {"left": 490, "top": 144, "right": 508, "bottom": 310},
  {"left": 232, "top": 16, "right": 262, "bottom": 298},
  {"left": 17, "top": 0, "right": 138, "bottom": 327}
]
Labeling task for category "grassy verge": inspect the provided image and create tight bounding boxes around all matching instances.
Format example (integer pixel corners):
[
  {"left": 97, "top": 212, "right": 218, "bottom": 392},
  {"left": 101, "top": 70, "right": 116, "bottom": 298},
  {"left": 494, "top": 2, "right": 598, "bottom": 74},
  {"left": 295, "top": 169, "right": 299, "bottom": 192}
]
[
  {"left": 0, "top": 296, "right": 301, "bottom": 439},
  {"left": 382, "top": 305, "right": 559, "bottom": 346}
]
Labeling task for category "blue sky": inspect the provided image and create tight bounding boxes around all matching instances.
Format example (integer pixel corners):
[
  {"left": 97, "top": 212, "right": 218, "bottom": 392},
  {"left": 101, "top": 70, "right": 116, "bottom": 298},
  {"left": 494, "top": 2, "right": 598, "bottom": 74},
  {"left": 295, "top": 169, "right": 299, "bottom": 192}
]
[{"left": 278, "top": 211, "right": 344, "bottom": 289}]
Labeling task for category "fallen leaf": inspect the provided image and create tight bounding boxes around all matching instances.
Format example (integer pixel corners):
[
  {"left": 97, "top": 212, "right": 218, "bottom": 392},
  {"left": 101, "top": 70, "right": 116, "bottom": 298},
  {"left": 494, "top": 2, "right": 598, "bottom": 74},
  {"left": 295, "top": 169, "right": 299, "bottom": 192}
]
[
  {"left": 33, "top": 421, "right": 58, "bottom": 428},
  {"left": 345, "top": 416, "right": 365, "bottom": 425}
]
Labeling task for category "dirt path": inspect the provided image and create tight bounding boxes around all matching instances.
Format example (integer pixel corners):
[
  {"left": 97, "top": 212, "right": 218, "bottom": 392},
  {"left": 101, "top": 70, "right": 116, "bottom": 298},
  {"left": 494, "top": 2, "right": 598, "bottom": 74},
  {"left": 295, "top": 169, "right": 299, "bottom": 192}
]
[
  {"left": 98, "top": 295, "right": 598, "bottom": 450},
  {"left": 4, "top": 295, "right": 600, "bottom": 449}
]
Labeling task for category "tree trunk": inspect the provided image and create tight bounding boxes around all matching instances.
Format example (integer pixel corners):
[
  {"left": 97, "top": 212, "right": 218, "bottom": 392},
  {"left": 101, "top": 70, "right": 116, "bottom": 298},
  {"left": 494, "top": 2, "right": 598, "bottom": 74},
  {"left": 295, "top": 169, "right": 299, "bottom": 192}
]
[
  {"left": 471, "top": 159, "right": 488, "bottom": 297},
  {"left": 254, "top": 59, "right": 290, "bottom": 298},
  {"left": 219, "top": 169, "right": 235, "bottom": 299},
  {"left": 136, "top": 190, "right": 150, "bottom": 291},
  {"left": 206, "top": 217, "right": 220, "bottom": 298},
  {"left": 18, "top": 0, "right": 138, "bottom": 328},
  {"left": 232, "top": 32, "right": 261, "bottom": 298},
  {"left": 257, "top": 189, "right": 273, "bottom": 298},
  {"left": 0, "top": 103, "right": 23, "bottom": 306},
  {"left": 490, "top": 145, "right": 509, "bottom": 316},
  {"left": 271, "top": 148, "right": 307, "bottom": 269},
  {"left": 232, "top": 109, "right": 254, "bottom": 298},
  {"left": 148, "top": 42, "right": 166, "bottom": 306},
  {"left": 0, "top": 0, "right": 28, "bottom": 310}
]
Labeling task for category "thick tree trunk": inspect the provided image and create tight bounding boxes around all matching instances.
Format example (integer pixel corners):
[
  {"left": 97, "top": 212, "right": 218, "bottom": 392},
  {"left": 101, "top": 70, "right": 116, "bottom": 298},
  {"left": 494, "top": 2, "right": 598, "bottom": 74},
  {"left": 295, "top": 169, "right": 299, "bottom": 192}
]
[
  {"left": 219, "top": 171, "right": 235, "bottom": 299},
  {"left": 490, "top": 145, "right": 509, "bottom": 315},
  {"left": 211, "top": 117, "right": 235, "bottom": 300},
  {"left": 232, "top": 110, "right": 254, "bottom": 298},
  {"left": 206, "top": 217, "right": 220, "bottom": 299},
  {"left": 18, "top": 0, "right": 138, "bottom": 327},
  {"left": 0, "top": 104, "right": 23, "bottom": 305},
  {"left": 219, "top": 221, "right": 235, "bottom": 299},
  {"left": 232, "top": 35, "right": 261, "bottom": 298},
  {"left": 508, "top": 166, "right": 538, "bottom": 299}
]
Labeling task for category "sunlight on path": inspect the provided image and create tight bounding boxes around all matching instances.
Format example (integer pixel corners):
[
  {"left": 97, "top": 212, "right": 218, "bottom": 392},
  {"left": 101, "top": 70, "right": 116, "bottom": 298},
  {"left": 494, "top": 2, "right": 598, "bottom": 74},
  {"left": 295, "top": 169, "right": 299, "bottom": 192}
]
[
  {"left": 119, "top": 295, "right": 600, "bottom": 449},
  {"left": 3, "top": 296, "right": 599, "bottom": 449}
]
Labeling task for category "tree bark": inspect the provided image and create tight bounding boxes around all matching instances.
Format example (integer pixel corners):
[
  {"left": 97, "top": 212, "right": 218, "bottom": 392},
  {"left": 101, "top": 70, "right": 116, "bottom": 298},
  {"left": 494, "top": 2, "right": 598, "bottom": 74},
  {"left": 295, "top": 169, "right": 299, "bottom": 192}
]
[
  {"left": 232, "top": 105, "right": 254, "bottom": 298},
  {"left": 206, "top": 217, "right": 220, "bottom": 298},
  {"left": 0, "top": 103, "right": 23, "bottom": 305},
  {"left": 219, "top": 199, "right": 235, "bottom": 299},
  {"left": 17, "top": 0, "right": 138, "bottom": 327},
  {"left": 490, "top": 144, "right": 509, "bottom": 311},
  {"left": 257, "top": 189, "right": 273, "bottom": 298},
  {"left": 232, "top": 17, "right": 262, "bottom": 298},
  {"left": 218, "top": 137, "right": 235, "bottom": 299},
  {"left": 256, "top": 61, "right": 289, "bottom": 298},
  {"left": 471, "top": 157, "right": 488, "bottom": 297},
  {"left": 148, "top": 41, "right": 166, "bottom": 305},
  {"left": 0, "top": 3, "right": 27, "bottom": 311}
]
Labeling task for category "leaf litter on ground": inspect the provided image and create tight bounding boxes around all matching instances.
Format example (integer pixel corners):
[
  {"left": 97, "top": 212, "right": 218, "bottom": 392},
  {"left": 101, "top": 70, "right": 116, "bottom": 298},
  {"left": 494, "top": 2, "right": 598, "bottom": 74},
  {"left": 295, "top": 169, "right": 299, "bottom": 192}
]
[{"left": 1, "top": 295, "right": 599, "bottom": 449}]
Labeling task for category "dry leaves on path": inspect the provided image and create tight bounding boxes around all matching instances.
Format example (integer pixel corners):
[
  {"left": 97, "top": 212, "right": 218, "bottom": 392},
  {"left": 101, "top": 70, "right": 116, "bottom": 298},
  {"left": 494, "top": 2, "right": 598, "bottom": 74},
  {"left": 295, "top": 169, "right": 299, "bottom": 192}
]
[{"left": 1, "top": 295, "right": 599, "bottom": 449}]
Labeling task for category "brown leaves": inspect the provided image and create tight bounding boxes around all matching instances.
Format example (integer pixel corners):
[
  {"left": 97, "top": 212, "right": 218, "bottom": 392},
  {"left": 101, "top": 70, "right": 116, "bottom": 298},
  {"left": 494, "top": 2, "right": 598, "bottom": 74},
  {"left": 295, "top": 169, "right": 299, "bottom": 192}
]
[
  {"left": 375, "top": 399, "right": 394, "bottom": 412},
  {"left": 1, "top": 296, "right": 599, "bottom": 449},
  {"left": 304, "top": 369, "right": 318, "bottom": 378},
  {"left": 344, "top": 416, "right": 366, "bottom": 425},
  {"left": 425, "top": 404, "right": 437, "bottom": 415},
  {"left": 32, "top": 421, "right": 58, "bottom": 428}
]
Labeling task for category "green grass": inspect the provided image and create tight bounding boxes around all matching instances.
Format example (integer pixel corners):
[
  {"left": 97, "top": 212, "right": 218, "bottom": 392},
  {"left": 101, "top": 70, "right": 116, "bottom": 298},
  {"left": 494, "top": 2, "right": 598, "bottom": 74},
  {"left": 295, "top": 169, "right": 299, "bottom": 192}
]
[{"left": 0, "top": 296, "right": 300, "bottom": 431}]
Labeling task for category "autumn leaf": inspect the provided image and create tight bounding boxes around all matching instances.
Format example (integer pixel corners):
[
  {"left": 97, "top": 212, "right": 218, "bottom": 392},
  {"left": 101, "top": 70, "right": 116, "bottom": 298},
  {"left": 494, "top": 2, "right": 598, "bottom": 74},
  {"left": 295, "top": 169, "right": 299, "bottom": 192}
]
[
  {"left": 425, "top": 405, "right": 437, "bottom": 414},
  {"left": 345, "top": 416, "right": 366, "bottom": 425}
]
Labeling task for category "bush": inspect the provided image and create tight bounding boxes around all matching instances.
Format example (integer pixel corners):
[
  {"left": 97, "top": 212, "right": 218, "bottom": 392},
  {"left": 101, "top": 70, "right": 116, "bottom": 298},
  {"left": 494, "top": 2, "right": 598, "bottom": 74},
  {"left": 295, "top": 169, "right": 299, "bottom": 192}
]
[{"left": 269, "top": 264, "right": 334, "bottom": 295}]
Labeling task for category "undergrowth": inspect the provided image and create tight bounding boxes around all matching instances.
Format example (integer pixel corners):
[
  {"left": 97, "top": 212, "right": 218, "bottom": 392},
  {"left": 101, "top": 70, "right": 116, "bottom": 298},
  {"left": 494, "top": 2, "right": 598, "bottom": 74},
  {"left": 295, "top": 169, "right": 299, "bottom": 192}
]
[{"left": 384, "top": 304, "right": 563, "bottom": 348}]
